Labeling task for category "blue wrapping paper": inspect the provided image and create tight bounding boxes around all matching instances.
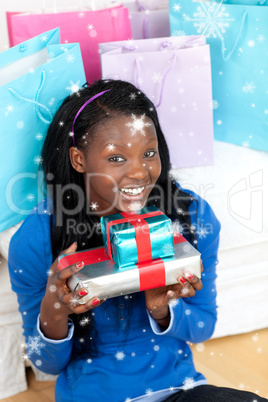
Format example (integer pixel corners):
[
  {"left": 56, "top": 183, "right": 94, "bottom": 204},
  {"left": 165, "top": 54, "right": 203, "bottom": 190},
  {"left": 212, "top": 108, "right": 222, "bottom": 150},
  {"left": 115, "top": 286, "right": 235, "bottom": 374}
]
[{"left": 100, "top": 206, "right": 175, "bottom": 268}]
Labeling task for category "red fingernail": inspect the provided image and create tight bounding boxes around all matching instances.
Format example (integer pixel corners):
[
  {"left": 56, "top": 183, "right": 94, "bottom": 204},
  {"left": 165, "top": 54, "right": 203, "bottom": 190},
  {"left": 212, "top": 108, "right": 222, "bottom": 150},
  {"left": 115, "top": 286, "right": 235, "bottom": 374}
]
[
  {"left": 76, "top": 262, "right": 84, "bottom": 269},
  {"left": 92, "top": 298, "right": 100, "bottom": 306},
  {"left": 180, "top": 277, "right": 187, "bottom": 285},
  {"left": 79, "top": 290, "right": 88, "bottom": 297},
  {"left": 185, "top": 272, "right": 194, "bottom": 280}
]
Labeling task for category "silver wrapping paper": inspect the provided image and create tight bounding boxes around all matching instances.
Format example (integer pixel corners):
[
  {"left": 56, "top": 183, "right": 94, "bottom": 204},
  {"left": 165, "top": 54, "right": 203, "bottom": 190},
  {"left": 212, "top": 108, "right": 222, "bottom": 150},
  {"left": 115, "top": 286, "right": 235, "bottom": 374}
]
[{"left": 66, "top": 239, "right": 201, "bottom": 304}]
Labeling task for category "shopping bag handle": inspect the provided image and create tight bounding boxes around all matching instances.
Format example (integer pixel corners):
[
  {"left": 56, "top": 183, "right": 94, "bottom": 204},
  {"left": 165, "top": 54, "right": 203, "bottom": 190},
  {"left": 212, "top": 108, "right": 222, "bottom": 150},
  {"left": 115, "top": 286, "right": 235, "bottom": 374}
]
[
  {"left": 135, "top": 53, "right": 177, "bottom": 107},
  {"left": 221, "top": 9, "right": 247, "bottom": 62},
  {"left": 8, "top": 69, "right": 53, "bottom": 124}
]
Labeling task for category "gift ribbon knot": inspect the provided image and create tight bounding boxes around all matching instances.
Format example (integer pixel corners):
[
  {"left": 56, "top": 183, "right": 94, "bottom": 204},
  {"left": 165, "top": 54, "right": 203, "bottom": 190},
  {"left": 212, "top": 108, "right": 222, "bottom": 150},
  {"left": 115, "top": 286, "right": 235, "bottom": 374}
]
[{"left": 106, "top": 210, "right": 165, "bottom": 264}]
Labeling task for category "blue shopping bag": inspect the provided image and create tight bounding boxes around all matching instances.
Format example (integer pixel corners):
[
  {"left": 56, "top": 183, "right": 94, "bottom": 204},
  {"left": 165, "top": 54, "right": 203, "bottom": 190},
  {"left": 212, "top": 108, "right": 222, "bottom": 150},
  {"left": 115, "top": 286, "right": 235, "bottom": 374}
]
[
  {"left": 170, "top": 0, "right": 268, "bottom": 152},
  {"left": 0, "top": 28, "right": 86, "bottom": 232}
]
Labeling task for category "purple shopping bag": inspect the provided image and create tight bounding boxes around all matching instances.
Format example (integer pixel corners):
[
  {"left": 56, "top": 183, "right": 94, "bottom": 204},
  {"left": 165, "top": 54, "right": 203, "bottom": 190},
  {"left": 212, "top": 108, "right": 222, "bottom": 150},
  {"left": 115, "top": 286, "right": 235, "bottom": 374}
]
[
  {"left": 124, "top": 0, "right": 170, "bottom": 39},
  {"left": 99, "top": 36, "right": 213, "bottom": 168}
]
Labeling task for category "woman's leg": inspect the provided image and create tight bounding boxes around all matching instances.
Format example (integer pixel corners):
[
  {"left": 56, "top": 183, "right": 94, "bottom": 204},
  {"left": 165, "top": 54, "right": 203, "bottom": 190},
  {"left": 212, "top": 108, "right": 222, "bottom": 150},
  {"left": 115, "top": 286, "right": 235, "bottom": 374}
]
[{"left": 163, "top": 385, "right": 267, "bottom": 402}]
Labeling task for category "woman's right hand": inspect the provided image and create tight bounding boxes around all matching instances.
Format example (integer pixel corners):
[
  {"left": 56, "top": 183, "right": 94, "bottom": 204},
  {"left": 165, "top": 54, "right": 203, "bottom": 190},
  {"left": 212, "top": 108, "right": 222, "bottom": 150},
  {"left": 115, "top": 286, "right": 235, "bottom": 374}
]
[{"left": 40, "top": 242, "right": 105, "bottom": 339}]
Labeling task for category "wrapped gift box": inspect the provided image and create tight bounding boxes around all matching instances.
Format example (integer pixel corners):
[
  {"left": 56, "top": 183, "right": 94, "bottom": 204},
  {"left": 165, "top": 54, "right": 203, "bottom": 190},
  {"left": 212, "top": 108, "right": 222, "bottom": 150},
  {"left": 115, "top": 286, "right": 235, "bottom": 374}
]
[
  {"left": 100, "top": 206, "right": 175, "bottom": 268},
  {"left": 58, "top": 234, "right": 201, "bottom": 303}
]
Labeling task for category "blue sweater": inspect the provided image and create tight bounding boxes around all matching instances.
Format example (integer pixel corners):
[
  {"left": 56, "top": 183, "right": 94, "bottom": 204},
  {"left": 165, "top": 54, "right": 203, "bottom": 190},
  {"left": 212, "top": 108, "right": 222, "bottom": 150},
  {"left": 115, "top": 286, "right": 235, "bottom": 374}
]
[{"left": 8, "top": 186, "right": 220, "bottom": 402}]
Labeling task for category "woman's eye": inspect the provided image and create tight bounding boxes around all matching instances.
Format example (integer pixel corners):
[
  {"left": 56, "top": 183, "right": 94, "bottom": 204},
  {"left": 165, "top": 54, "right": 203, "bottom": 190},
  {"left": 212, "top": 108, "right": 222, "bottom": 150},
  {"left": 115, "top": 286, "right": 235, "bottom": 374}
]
[
  {"left": 109, "top": 156, "right": 125, "bottom": 163},
  {"left": 144, "top": 151, "right": 156, "bottom": 158}
]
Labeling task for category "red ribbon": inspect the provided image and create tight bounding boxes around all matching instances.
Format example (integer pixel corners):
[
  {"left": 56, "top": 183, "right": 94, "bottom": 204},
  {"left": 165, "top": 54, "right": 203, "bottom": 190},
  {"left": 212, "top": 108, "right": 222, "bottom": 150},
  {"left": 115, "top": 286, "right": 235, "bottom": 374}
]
[
  {"left": 58, "top": 234, "right": 186, "bottom": 291},
  {"left": 106, "top": 210, "right": 164, "bottom": 263}
]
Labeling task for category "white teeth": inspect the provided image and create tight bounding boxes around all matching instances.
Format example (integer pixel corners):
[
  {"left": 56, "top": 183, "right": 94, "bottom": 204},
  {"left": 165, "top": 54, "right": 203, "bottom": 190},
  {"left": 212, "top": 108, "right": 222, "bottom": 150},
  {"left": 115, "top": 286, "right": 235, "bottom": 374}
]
[{"left": 120, "top": 187, "right": 145, "bottom": 195}]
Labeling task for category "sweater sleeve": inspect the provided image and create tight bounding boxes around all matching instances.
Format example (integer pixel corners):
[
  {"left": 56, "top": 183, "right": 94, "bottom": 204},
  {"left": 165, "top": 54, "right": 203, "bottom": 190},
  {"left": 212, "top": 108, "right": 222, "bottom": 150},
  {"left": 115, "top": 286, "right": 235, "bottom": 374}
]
[
  {"left": 148, "top": 192, "right": 220, "bottom": 344},
  {"left": 8, "top": 206, "right": 74, "bottom": 375}
]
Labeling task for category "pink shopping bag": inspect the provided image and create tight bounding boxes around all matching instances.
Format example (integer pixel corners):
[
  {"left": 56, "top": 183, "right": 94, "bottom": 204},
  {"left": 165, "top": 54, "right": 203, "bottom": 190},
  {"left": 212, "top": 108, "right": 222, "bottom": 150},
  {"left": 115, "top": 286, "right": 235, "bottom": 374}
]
[
  {"left": 6, "top": 6, "right": 132, "bottom": 84},
  {"left": 100, "top": 36, "right": 214, "bottom": 168}
]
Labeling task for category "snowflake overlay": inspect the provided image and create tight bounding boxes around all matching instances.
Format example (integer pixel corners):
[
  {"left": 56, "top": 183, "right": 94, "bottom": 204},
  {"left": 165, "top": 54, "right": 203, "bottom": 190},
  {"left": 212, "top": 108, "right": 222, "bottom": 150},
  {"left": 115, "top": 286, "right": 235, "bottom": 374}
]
[
  {"left": 171, "top": 30, "right": 189, "bottom": 49},
  {"left": 115, "top": 351, "right": 125, "bottom": 360},
  {"left": 66, "top": 80, "right": 80, "bottom": 94},
  {"left": 162, "top": 242, "right": 175, "bottom": 256},
  {"left": 26, "top": 336, "right": 45, "bottom": 356},
  {"left": 183, "top": 1, "right": 235, "bottom": 39},
  {"left": 242, "top": 82, "right": 256, "bottom": 94},
  {"left": 183, "top": 377, "right": 195, "bottom": 389},
  {"left": 125, "top": 114, "right": 151, "bottom": 135},
  {"left": 87, "top": 24, "right": 97, "bottom": 38},
  {"left": 197, "top": 225, "right": 209, "bottom": 239},
  {"left": 26, "top": 193, "right": 35, "bottom": 202}
]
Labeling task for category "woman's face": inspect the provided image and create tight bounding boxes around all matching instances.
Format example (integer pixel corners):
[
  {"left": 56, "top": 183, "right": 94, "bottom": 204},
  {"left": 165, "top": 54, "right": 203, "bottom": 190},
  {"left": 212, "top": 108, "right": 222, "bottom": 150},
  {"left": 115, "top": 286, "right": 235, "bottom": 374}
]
[{"left": 73, "top": 114, "right": 161, "bottom": 216}]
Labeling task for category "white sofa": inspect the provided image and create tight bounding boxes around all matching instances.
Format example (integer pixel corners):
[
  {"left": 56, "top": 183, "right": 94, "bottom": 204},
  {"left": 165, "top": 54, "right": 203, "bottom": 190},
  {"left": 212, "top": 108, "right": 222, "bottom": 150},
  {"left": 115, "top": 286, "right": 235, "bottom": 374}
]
[
  {"left": 0, "top": 140, "right": 267, "bottom": 398},
  {"left": 172, "top": 141, "right": 268, "bottom": 338}
]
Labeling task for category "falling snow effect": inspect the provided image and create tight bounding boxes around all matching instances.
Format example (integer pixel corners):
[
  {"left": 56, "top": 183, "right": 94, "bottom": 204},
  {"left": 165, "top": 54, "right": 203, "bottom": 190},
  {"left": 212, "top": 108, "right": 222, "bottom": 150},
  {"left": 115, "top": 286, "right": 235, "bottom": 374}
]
[
  {"left": 66, "top": 54, "right": 75, "bottom": 63},
  {"left": 125, "top": 114, "right": 151, "bottom": 136},
  {"left": 49, "top": 284, "right": 57, "bottom": 293},
  {"left": 183, "top": 377, "right": 195, "bottom": 389},
  {"left": 17, "top": 121, "right": 24, "bottom": 129},
  {"left": 183, "top": 1, "right": 234, "bottom": 39},
  {"left": 195, "top": 343, "right": 205, "bottom": 352},
  {"left": 128, "top": 202, "right": 143, "bottom": 212},
  {"left": 152, "top": 73, "right": 163, "bottom": 84},
  {"left": 257, "top": 35, "right": 265, "bottom": 43},
  {"left": 26, "top": 193, "right": 35, "bottom": 202},
  {"left": 242, "top": 82, "right": 256, "bottom": 94},
  {"left": 87, "top": 24, "right": 97, "bottom": 38},
  {"left": 197, "top": 225, "right": 209, "bottom": 239},
  {"left": 169, "top": 298, "right": 180, "bottom": 307},
  {"left": 173, "top": 3, "right": 182, "bottom": 12},
  {"left": 162, "top": 243, "right": 175, "bottom": 256},
  {"left": 252, "top": 333, "right": 259, "bottom": 342},
  {"left": 209, "top": 100, "right": 219, "bottom": 110},
  {"left": 35, "top": 132, "right": 43, "bottom": 141},
  {"left": 90, "top": 202, "right": 99, "bottom": 211},
  {"left": 26, "top": 336, "right": 45, "bottom": 356},
  {"left": 172, "top": 220, "right": 184, "bottom": 235},
  {"left": 66, "top": 80, "right": 80, "bottom": 94},
  {"left": 115, "top": 351, "right": 125, "bottom": 360},
  {"left": 48, "top": 97, "right": 55, "bottom": 106},
  {"left": 171, "top": 31, "right": 189, "bottom": 49},
  {"left": 145, "top": 389, "right": 153, "bottom": 395},
  {"left": 70, "top": 296, "right": 80, "bottom": 306},
  {"left": 107, "top": 144, "right": 115, "bottom": 151},
  {"left": 33, "top": 155, "right": 43, "bottom": 165}
]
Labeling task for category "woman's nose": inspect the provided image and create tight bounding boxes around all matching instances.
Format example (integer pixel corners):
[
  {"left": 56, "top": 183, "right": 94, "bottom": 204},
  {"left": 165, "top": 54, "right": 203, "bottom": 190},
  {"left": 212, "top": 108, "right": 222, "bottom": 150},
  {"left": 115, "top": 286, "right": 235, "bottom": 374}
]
[{"left": 126, "top": 160, "right": 148, "bottom": 181}]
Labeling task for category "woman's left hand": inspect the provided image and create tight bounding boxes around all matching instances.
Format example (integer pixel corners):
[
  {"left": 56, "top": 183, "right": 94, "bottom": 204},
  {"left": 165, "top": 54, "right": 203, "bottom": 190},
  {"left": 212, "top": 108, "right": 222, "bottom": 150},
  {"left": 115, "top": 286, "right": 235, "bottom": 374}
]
[{"left": 144, "top": 270, "right": 203, "bottom": 322}]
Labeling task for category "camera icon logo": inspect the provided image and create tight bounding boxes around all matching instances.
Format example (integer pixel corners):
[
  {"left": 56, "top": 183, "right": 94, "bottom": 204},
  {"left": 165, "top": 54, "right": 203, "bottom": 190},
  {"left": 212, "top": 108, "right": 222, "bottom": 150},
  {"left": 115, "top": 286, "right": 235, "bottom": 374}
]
[{"left": 227, "top": 170, "right": 263, "bottom": 233}]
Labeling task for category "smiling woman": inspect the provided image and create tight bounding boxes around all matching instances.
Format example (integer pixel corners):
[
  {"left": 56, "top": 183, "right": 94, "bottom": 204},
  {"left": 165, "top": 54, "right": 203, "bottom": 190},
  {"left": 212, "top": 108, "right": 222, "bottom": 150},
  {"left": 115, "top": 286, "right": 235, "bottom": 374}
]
[
  {"left": 8, "top": 79, "right": 267, "bottom": 402},
  {"left": 70, "top": 114, "right": 161, "bottom": 215}
]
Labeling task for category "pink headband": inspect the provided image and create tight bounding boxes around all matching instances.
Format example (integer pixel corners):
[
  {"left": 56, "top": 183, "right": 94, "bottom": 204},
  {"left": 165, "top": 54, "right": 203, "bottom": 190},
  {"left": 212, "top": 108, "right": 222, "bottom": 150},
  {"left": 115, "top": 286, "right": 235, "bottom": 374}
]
[{"left": 71, "top": 89, "right": 111, "bottom": 146}]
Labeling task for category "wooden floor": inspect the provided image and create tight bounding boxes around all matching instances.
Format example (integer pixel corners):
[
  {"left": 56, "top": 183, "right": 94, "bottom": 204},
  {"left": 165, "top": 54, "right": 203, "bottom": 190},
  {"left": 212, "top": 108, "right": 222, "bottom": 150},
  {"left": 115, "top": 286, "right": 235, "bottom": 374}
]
[{"left": 3, "top": 328, "right": 268, "bottom": 401}]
